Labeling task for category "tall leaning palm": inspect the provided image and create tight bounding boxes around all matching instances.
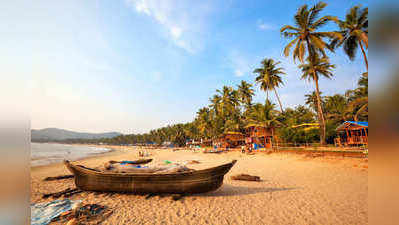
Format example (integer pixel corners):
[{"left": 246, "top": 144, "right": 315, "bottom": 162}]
[
  {"left": 299, "top": 56, "right": 335, "bottom": 144},
  {"left": 332, "top": 5, "right": 368, "bottom": 71},
  {"left": 281, "top": 1, "right": 341, "bottom": 144},
  {"left": 253, "top": 58, "right": 285, "bottom": 113}
]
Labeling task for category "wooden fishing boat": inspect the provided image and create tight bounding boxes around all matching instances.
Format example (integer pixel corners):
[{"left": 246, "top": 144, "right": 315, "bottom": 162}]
[{"left": 64, "top": 160, "right": 237, "bottom": 194}]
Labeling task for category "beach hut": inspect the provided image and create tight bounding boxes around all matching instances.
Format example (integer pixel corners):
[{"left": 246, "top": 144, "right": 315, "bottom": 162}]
[
  {"left": 335, "top": 121, "right": 368, "bottom": 147},
  {"left": 213, "top": 131, "right": 245, "bottom": 149},
  {"left": 186, "top": 139, "right": 213, "bottom": 148},
  {"left": 244, "top": 124, "right": 275, "bottom": 149},
  {"left": 200, "top": 139, "right": 213, "bottom": 147},
  {"left": 186, "top": 139, "right": 201, "bottom": 148}
]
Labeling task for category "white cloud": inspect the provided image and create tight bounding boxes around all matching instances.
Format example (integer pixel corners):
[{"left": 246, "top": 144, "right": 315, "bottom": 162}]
[
  {"left": 227, "top": 51, "right": 253, "bottom": 77},
  {"left": 234, "top": 69, "right": 244, "bottom": 77},
  {"left": 257, "top": 20, "right": 275, "bottom": 31},
  {"left": 170, "top": 26, "right": 182, "bottom": 39},
  {"left": 134, "top": 0, "right": 150, "bottom": 15},
  {"left": 125, "top": 0, "right": 213, "bottom": 53}
]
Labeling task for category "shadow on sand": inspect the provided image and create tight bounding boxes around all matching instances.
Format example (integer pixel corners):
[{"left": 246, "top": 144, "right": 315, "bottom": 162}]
[{"left": 194, "top": 184, "right": 298, "bottom": 197}]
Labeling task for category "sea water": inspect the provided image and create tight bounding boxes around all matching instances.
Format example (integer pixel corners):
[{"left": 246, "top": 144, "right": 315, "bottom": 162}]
[{"left": 31, "top": 143, "right": 111, "bottom": 167}]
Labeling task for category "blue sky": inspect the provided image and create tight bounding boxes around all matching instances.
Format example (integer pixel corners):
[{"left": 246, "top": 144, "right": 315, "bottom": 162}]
[{"left": 3, "top": 0, "right": 368, "bottom": 134}]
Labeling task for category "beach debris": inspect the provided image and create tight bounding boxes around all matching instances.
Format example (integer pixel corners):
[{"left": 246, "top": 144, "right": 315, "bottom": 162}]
[
  {"left": 108, "top": 159, "right": 153, "bottom": 165},
  {"left": 231, "top": 174, "right": 261, "bottom": 182},
  {"left": 171, "top": 194, "right": 185, "bottom": 201},
  {"left": 31, "top": 199, "right": 81, "bottom": 225},
  {"left": 305, "top": 153, "right": 324, "bottom": 158},
  {"left": 143, "top": 193, "right": 185, "bottom": 201},
  {"left": 145, "top": 193, "right": 157, "bottom": 199},
  {"left": 76, "top": 164, "right": 101, "bottom": 172},
  {"left": 65, "top": 218, "right": 77, "bottom": 225},
  {"left": 42, "top": 188, "right": 82, "bottom": 199},
  {"left": 43, "top": 175, "right": 74, "bottom": 181},
  {"left": 186, "top": 160, "right": 200, "bottom": 164},
  {"left": 102, "top": 162, "right": 194, "bottom": 174},
  {"left": 51, "top": 203, "right": 112, "bottom": 225},
  {"left": 63, "top": 190, "right": 83, "bottom": 198},
  {"left": 203, "top": 149, "right": 224, "bottom": 154},
  {"left": 139, "top": 150, "right": 151, "bottom": 157}
]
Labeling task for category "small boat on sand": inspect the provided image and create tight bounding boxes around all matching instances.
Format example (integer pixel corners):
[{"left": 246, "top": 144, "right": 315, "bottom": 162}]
[{"left": 64, "top": 160, "right": 236, "bottom": 194}]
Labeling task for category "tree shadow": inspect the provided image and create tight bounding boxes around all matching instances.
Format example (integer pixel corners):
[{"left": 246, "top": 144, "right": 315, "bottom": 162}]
[{"left": 194, "top": 184, "right": 299, "bottom": 197}]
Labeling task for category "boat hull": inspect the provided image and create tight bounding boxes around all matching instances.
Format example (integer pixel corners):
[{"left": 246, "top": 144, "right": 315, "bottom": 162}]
[{"left": 64, "top": 160, "right": 236, "bottom": 194}]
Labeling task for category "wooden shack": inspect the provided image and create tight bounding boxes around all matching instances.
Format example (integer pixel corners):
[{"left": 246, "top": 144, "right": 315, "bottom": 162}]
[
  {"left": 334, "top": 121, "right": 368, "bottom": 147},
  {"left": 186, "top": 139, "right": 213, "bottom": 148},
  {"left": 200, "top": 139, "right": 213, "bottom": 147},
  {"left": 186, "top": 139, "right": 201, "bottom": 148},
  {"left": 213, "top": 131, "right": 245, "bottom": 149},
  {"left": 244, "top": 124, "right": 275, "bottom": 149}
]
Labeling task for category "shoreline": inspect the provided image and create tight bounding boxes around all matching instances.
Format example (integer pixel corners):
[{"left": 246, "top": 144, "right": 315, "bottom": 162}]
[{"left": 30, "top": 144, "right": 130, "bottom": 170}]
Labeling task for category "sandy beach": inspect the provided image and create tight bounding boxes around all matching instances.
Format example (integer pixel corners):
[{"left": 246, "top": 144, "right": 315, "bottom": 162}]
[{"left": 31, "top": 146, "right": 368, "bottom": 225}]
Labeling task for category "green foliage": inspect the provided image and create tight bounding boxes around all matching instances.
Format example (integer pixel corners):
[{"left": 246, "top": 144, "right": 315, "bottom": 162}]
[
  {"left": 331, "top": 5, "right": 368, "bottom": 70},
  {"left": 280, "top": 1, "right": 341, "bottom": 63},
  {"left": 253, "top": 58, "right": 285, "bottom": 112}
]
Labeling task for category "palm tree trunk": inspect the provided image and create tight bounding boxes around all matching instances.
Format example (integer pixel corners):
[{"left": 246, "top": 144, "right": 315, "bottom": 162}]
[
  {"left": 273, "top": 88, "right": 284, "bottom": 113},
  {"left": 359, "top": 40, "right": 368, "bottom": 71},
  {"left": 271, "top": 128, "right": 274, "bottom": 150},
  {"left": 306, "top": 37, "right": 326, "bottom": 145},
  {"left": 266, "top": 90, "right": 269, "bottom": 103},
  {"left": 354, "top": 103, "right": 368, "bottom": 122},
  {"left": 314, "top": 78, "right": 326, "bottom": 145}
]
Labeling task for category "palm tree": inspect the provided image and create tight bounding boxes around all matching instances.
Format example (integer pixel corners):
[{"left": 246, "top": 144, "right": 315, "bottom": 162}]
[
  {"left": 281, "top": 2, "right": 341, "bottom": 63},
  {"left": 247, "top": 101, "right": 282, "bottom": 126},
  {"left": 237, "top": 80, "right": 255, "bottom": 110},
  {"left": 324, "top": 94, "right": 349, "bottom": 122},
  {"left": 281, "top": 1, "right": 341, "bottom": 145},
  {"left": 299, "top": 55, "right": 335, "bottom": 145},
  {"left": 346, "top": 74, "right": 368, "bottom": 121},
  {"left": 253, "top": 58, "right": 285, "bottom": 113},
  {"left": 209, "top": 94, "right": 222, "bottom": 115},
  {"left": 331, "top": 5, "right": 368, "bottom": 71},
  {"left": 348, "top": 96, "right": 367, "bottom": 121},
  {"left": 216, "top": 86, "right": 240, "bottom": 116},
  {"left": 247, "top": 100, "right": 283, "bottom": 140},
  {"left": 196, "top": 107, "right": 213, "bottom": 138},
  {"left": 305, "top": 91, "right": 323, "bottom": 114}
]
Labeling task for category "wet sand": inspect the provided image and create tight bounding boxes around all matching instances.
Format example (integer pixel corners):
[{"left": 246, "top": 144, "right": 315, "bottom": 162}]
[{"left": 31, "top": 146, "right": 368, "bottom": 225}]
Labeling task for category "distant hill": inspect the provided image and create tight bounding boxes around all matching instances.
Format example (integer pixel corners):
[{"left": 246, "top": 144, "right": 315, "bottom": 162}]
[{"left": 31, "top": 128, "right": 122, "bottom": 142}]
